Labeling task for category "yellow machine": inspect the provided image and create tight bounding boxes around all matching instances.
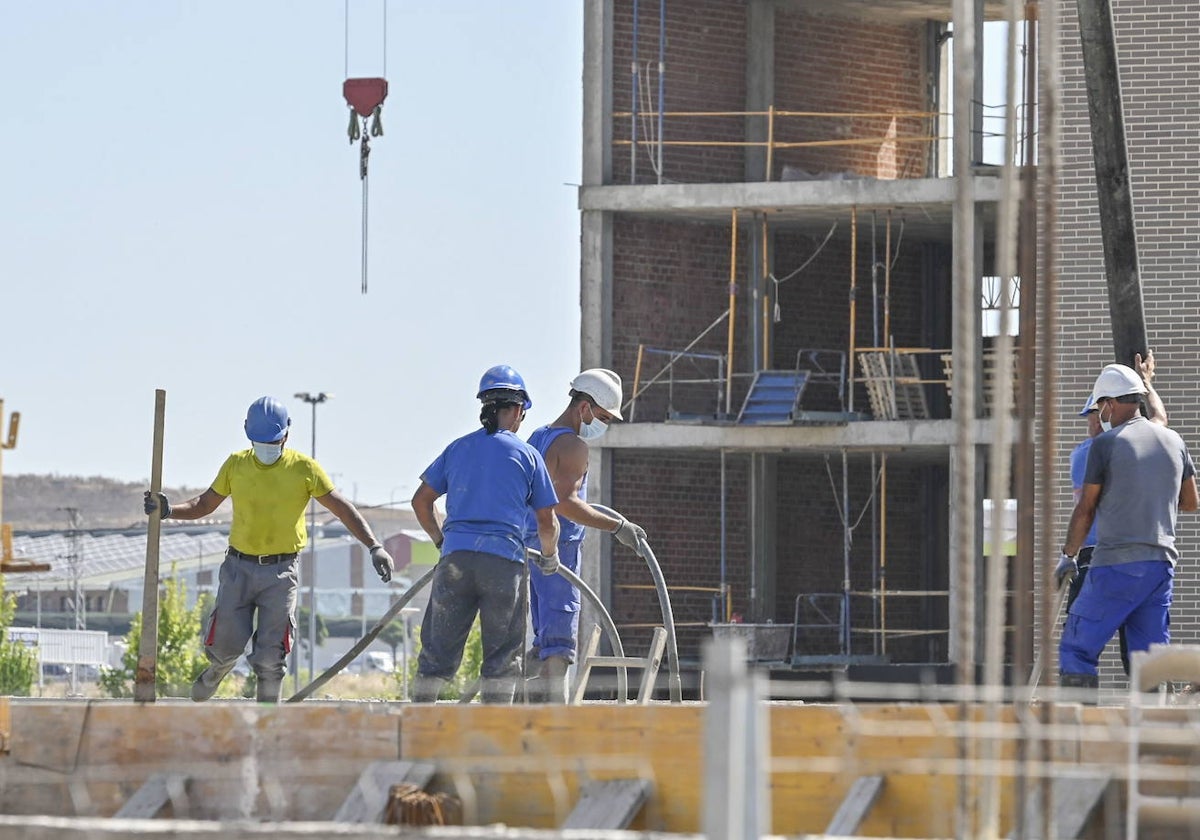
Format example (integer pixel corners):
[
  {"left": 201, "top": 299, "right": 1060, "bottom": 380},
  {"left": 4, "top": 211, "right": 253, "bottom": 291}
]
[{"left": 0, "top": 400, "right": 49, "bottom": 574}]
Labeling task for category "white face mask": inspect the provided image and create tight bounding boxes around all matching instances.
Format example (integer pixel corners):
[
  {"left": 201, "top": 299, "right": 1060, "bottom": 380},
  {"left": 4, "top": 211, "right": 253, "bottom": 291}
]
[
  {"left": 1098, "top": 401, "right": 1113, "bottom": 433},
  {"left": 578, "top": 404, "right": 609, "bottom": 441},
  {"left": 252, "top": 441, "right": 284, "bottom": 465}
]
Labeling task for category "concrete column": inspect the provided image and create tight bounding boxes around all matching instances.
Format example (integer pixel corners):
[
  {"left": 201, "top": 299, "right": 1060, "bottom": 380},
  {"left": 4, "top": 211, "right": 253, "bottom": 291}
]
[
  {"left": 949, "top": 0, "right": 980, "bottom": 670},
  {"left": 582, "top": 0, "right": 613, "bottom": 187},
  {"left": 744, "top": 0, "right": 775, "bottom": 182},
  {"left": 749, "top": 453, "right": 777, "bottom": 622},
  {"left": 581, "top": 0, "right": 616, "bottom": 656}
]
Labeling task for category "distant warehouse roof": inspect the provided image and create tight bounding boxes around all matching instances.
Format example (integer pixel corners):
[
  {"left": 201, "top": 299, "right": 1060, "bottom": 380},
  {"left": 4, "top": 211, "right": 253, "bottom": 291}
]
[{"left": 9, "top": 529, "right": 230, "bottom": 587}]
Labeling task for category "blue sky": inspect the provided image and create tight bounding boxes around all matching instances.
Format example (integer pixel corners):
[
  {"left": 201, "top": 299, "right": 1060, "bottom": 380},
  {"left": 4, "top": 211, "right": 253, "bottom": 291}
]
[{"left": 1, "top": 2, "right": 584, "bottom": 508}]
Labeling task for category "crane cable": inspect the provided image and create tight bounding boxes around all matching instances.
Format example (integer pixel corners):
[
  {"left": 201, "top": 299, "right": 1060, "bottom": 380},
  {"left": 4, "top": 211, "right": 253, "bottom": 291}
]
[{"left": 345, "top": 0, "right": 388, "bottom": 294}]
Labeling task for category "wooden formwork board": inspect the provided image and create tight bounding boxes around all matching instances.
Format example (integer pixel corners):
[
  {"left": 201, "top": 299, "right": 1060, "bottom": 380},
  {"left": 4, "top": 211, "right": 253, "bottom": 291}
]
[
  {"left": 400, "top": 703, "right": 1041, "bottom": 837},
  {"left": 2, "top": 701, "right": 401, "bottom": 821},
  {"left": 0, "top": 699, "right": 1143, "bottom": 836}
]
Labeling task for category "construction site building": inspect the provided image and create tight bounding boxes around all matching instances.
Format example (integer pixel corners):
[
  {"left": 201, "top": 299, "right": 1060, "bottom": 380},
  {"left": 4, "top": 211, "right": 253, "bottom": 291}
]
[{"left": 577, "top": 0, "right": 1200, "bottom": 692}]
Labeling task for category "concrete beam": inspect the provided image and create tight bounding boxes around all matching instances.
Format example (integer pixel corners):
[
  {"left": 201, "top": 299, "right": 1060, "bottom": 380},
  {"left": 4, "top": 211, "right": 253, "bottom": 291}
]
[
  {"left": 598, "top": 419, "right": 1013, "bottom": 453},
  {"left": 579, "top": 176, "right": 1002, "bottom": 216}
]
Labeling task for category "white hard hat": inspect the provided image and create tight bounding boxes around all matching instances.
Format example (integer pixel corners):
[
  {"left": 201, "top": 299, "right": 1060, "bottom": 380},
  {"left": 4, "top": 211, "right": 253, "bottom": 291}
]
[
  {"left": 570, "top": 368, "right": 624, "bottom": 419},
  {"left": 1087, "top": 363, "right": 1147, "bottom": 405}
]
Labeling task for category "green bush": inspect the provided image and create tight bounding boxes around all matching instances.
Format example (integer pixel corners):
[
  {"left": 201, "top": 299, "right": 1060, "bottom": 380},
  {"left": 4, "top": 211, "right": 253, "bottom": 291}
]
[
  {"left": 0, "top": 573, "right": 35, "bottom": 696},
  {"left": 401, "top": 618, "right": 483, "bottom": 701},
  {"left": 101, "top": 572, "right": 209, "bottom": 698}
]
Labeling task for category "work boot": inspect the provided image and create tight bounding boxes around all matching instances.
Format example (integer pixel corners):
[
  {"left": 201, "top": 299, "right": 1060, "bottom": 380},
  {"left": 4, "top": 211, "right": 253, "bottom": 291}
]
[
  {"left": 190, "top": 663, "right": 236, "bottom": 703},
  {"left": 256, "top": 677, "right": 283, "bottom": 704},
  {"left": 480, "top": 676, "right": 517, "bottom": 705},
  {"left": 541, "top": 656, "right": 570, "bottom": 705},
  {"left": 1059, "top": 672, "right": 1100, "bottom": 705},
  {"left": 411, "top": 675, "right": 446, "bottom": 703}
]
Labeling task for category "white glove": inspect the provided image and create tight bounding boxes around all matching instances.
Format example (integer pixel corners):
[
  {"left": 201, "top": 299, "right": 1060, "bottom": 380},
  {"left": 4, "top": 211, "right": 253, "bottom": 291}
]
[
  {"left": 370, "top": 545, "right": 394, "bottom": 583},
  {"left": 1054, "top": 553, "right": 1078, "bottom": 590},
  {"left": 612, "top": 516, "right": 646, "bottom": 550},
  {"left": 536, "top": 552, "right": 560, "bottom": 575}
]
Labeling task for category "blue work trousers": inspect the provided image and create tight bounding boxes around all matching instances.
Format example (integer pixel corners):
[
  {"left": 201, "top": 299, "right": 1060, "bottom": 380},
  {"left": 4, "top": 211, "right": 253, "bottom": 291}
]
[
  {"left": 528, "top": 540, "right": 581, "bottom": 662},
  {"left": 417, "top": 550, "right": 526, "bottom": 681},
  {"left": 1060, "top": 560, "right": 1172, "bottom": 676}
]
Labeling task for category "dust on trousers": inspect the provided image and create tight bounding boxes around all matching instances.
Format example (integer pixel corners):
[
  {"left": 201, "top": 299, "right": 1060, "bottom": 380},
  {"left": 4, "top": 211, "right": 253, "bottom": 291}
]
[{"left": 416, "top": 550, "right": 525, "bottom": 690}]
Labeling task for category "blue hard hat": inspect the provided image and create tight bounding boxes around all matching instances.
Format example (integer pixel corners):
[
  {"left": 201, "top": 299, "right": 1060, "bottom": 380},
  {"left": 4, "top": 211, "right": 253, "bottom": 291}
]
[
  {"left": 245, "top": 397, "right": 291, "bottom": 442},
  {"left": 1079, "top": 395, "right": 1097, "bottom": 416},
  {"left": 476, "top": 365, "right": 532, "bottom": 410}
]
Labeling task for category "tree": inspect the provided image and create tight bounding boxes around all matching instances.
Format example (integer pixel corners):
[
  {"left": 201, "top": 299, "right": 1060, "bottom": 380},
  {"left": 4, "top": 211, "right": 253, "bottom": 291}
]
[
  {"left": 378, "top": 617, "right": 409, "bottom": 673},
  {"left": 0, "top": 574, "right": 36, "bottom": 695},
  {"left": 100, "top": 571, "right": 208, "bottom": 698}
]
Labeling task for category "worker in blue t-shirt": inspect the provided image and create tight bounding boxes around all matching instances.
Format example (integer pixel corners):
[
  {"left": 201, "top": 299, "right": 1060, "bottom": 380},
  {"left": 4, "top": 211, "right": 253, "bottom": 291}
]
[
  {"left": 522, "top": 368, "right": 647, "bottom": 703},
  {"left": 410, "top": 366, "right": 560, "bottom": 704}
]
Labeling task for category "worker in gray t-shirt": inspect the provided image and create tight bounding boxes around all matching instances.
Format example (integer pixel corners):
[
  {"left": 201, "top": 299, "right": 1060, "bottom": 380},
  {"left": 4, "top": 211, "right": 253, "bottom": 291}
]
[{"left": 1058, "top": 363, "right": 1198, "bottom": 690}]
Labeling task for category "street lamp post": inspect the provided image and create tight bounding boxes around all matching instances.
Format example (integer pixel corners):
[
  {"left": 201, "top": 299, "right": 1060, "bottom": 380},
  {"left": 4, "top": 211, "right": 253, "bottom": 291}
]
[{"left": 294, "top": 392, "right": 331, "bottom": 683}]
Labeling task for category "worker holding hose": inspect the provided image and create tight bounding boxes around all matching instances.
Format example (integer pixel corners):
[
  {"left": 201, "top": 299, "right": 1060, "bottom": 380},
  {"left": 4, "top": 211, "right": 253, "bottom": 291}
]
[
  {"left": 523, "top": 368, "right": 647, "bottom": 703},
  {"left": 410, "top": 365, "right": 560, "bottom": 704}
]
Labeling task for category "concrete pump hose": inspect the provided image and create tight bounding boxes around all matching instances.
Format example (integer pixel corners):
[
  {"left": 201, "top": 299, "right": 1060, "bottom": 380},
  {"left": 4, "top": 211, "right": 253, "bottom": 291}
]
[
  {"left": 526, "top": 547, "right": 629, "bottom": 703},
  {"left": 592, "top": 504, "right": 683, "bottom": 703},
  {"left": 286, "top": 564, "right": 438, "bottom": 703}
]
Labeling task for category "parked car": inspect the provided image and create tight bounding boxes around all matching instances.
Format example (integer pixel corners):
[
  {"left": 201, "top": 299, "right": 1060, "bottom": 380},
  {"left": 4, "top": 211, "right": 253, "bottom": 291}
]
[
  {"left": 350, "top": 651, "right": 396, "bottom": 674},
  {"left": 41, "top": 664, "right": 72, "bottom": 680}
]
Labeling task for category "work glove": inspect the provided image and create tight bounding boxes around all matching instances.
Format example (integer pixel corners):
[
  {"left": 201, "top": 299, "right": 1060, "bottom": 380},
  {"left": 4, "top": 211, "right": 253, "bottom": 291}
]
[
  {"left": 143, "top": 491, "right": 170, "bottom": 519},
  {"left": 535, "top": 552, "right": 560, "bottom": 576},
  {"left": 370, "top": 545, "right": 394, "bottom": 583},
  {"left": 1054, "top": 552, "right": 1078, "bottom": 590},
  {"left": 612, "top": 515, "right": 647, "bottom": 550}
]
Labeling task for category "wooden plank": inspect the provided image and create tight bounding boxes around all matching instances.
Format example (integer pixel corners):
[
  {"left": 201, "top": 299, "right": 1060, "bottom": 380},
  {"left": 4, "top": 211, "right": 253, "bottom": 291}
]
[
  {"left": 1007, "top": 776, "right": 1110, "bottom": 839},
  {"left": 135, "top": 389, "right": 166, "bottom": 703},
  {"left": 332, "top": 760, "right": 435, "bottom": 823},
  {"left": 115, "top": 772, "right": 188, "bottom": 818},
  {"left": 636, "top": 627, "right": 667, "bottom": 704},
  {"left": 824, "top": 775, "right": 885, "bottom": 836},
  {"left": 561, "top": 778, "right": 652, "bottom": 829}
]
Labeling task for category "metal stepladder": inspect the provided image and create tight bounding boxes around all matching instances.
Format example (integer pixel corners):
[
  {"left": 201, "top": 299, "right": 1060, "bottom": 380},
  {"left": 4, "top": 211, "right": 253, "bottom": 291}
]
[
  {"left": 571, "top": 624, "right": 668, "bottom": 705},
  {"left": 1126, "top": 643, "right": 1200, "bottom": 837}
]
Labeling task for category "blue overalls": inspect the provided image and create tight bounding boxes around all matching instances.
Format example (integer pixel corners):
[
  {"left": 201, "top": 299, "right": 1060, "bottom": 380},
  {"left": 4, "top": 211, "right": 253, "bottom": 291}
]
[{"left": 524, "top": 425, "right": 587, "bottom": 662}]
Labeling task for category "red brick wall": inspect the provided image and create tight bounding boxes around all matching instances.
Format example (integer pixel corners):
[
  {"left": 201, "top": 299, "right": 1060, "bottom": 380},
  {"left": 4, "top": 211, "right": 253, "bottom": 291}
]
[
  {"left": 773, "top": 11, "right": 931, "bottom": 180},
  {"left": 613, "top": 216, "right": 752, "bottom": 422},
  {"left": 612, "top": 450, "right": 750, "bottom": 660},
  {"left": 610, "top": 4, "right": 931, "bottom": 185},
  {"left": 611, "top": 0, "right": 747, "bottom": 184}
]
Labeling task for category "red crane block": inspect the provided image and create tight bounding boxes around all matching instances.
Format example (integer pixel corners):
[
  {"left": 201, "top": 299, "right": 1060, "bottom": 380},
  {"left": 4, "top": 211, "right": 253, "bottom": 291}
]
[{"left": 343, "top": 77, "right": 389, "bottom": 117}]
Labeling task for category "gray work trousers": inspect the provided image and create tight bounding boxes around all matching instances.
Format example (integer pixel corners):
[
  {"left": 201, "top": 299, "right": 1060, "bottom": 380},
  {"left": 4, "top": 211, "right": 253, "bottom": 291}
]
[
  {"left": 202, "top": 549, "right": 298, "bottom": 684},
  {"left": 416, "top": 550, "right": 525, "bottom": 693}
]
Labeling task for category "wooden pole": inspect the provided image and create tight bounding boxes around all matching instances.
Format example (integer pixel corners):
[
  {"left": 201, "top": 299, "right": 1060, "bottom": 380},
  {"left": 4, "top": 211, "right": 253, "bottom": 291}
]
[
  {"left": 1074, "top": 0, "right": 1148, "bottom": 366},
  {"left": 135, "top": 389, "right": 166, "bottom": 703}
]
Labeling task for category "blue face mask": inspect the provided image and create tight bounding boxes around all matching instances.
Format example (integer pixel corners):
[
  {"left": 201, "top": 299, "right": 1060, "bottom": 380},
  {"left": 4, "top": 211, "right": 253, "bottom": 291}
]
[
  {"left": 578, "top": 405, "right": 609, "bottom": 441},
  {"left": 252, "top": 441, "right": 283, "bottom": 465}
]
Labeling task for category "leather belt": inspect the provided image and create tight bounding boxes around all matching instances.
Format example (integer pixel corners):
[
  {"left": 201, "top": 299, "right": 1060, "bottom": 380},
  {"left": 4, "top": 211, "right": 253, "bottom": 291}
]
[{"left": 227, "top": 547, "right": 298, "bottom": 565}]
